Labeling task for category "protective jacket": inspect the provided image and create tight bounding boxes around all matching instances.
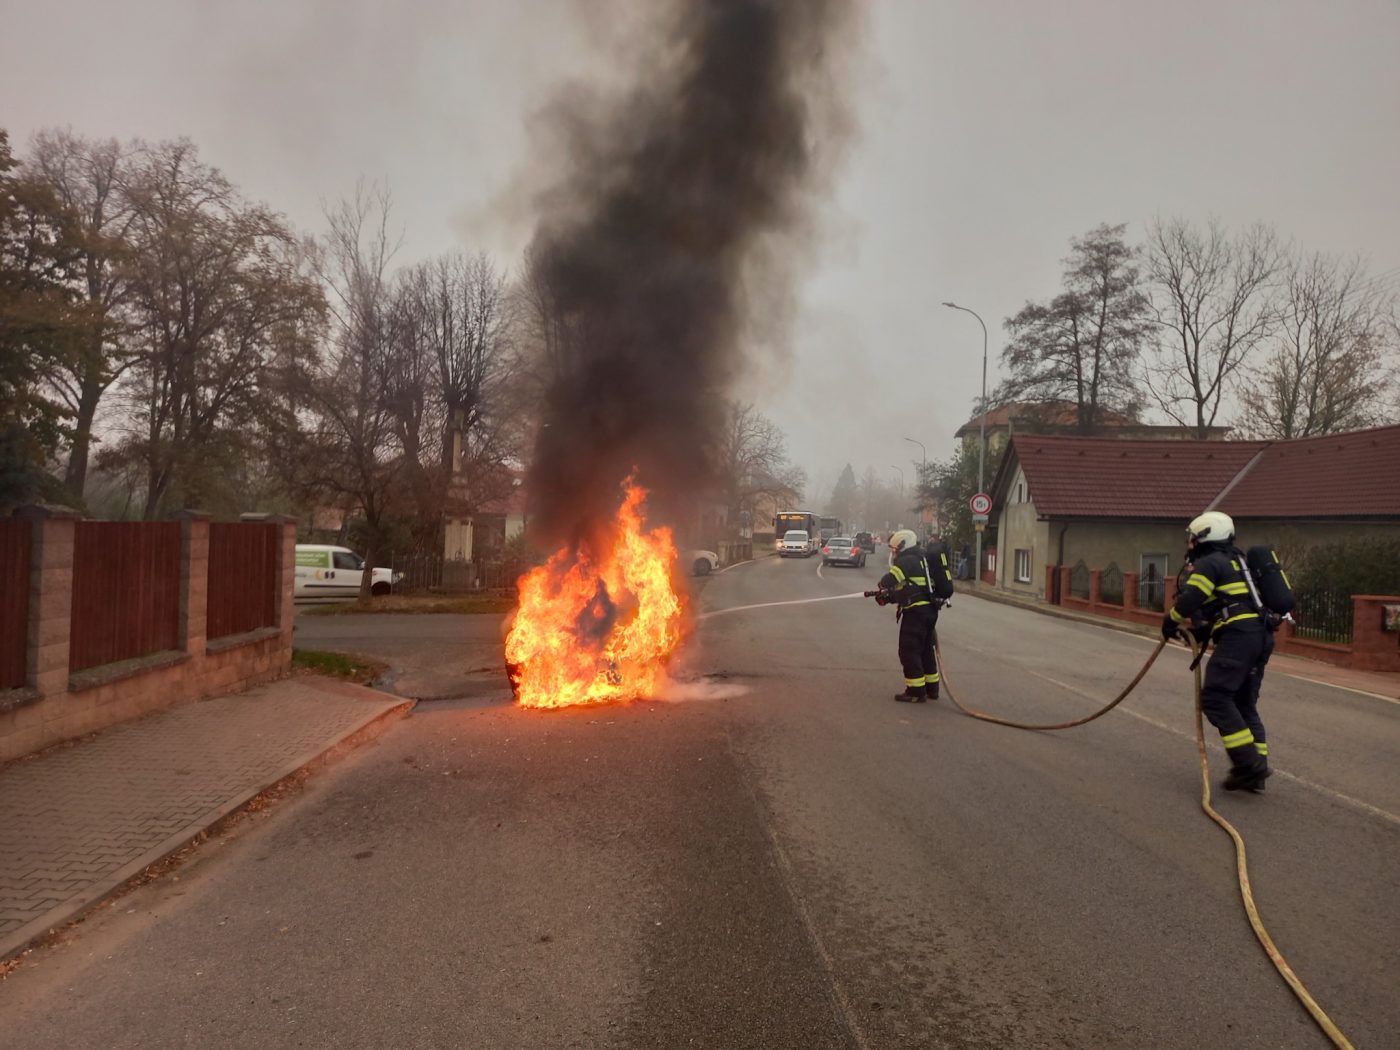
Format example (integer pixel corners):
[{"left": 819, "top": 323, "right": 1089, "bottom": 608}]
[
  {"left": 878, "top": 547, "right": 940, "bottom": 611},
  {"left": 1167, "top": 547, "right": 1264, "bottom": 636}
]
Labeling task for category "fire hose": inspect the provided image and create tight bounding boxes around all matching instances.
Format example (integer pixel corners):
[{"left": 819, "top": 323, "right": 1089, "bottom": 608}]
[{"left": 933, "top": 633, "right": 1355, "bottom": 1050}]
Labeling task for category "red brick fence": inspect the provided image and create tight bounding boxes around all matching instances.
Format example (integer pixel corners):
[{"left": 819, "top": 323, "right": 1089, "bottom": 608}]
[
  {"left": 1043, "top": 562, "right": 1400, "bottom": 672},
  {"left": 0, "top": 507, "right": 295, "bottom": 762}
]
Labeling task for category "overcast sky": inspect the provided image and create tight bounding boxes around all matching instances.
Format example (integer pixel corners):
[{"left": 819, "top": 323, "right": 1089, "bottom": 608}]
[{"left": 3, "top": 0, "right": 1397, "bottom": 506}]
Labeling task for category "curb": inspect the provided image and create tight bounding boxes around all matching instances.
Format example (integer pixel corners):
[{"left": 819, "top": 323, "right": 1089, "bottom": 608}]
[
  {"left": 952, "top": 581, "right": 1160, "bottom": 641},
  {"left": 0, "top": 692, "right": 413, "bottom": 964}
]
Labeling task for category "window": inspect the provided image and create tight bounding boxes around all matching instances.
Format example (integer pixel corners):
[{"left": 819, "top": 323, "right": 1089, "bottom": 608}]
[
  {"left": 333, "top": 551, "right": 364, "bottom": 571},
  {"left": 1015, "top": 481, "right": 1027, "bottom": 503},
  {"left": 1014, "top": 548, "right": 1032, "bottom": 583}
]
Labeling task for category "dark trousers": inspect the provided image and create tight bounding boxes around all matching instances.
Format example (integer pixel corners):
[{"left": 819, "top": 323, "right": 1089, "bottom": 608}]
[
  {"left": 1201, "top": 627, "right": 1272, "bottom": 772},
  {"left": 897, "top": 605, "right": 940, "bottom": 695}
]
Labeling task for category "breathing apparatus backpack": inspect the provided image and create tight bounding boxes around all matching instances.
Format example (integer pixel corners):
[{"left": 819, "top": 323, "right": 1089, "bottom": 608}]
[
  {"left": 923, "top": 542, "right": 955, "bottom": 602},
  {"left": 1244, "top": 545, "right": 1296, "bottom": 616}
]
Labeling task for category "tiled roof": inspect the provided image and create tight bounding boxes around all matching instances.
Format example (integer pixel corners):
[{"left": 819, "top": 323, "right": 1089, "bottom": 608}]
[
  {"left": 1001, "top": 424, "right": 1400, "bottom": 520},
  {"left": 1218, "top": 425, "right": 1400, "bottom": 518},
  {"left": 1008, "top": 437, "right": 1265, "bottom": 518}
]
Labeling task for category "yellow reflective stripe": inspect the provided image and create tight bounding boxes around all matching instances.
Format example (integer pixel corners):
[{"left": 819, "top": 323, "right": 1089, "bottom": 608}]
[
  {"left": 1217, "top": 582, "right": 1249, "bottom": 595},
  {"left": 1187, "top": 573, "right": 1215, "bottom": 596},
  {"left": 1169, "top": 607, "right": 1188, "bottom": 623},
  {"left": 890, "top": 565, "right": 906, "bottom": 583},
  {"left": 1213, "top": 612, "right": 1260, "bottom": 630},
  {"left": 910, "top": 576, "right": 928, "bottom": 585},
  {"left": 906, "top": 599, "right": 930, "bottom": 608},
  {"left": 1222, "top": 728, "right": 1255, "bottom": 749},
  {"left": 939, "top": 553, "right": 949, "bottom": 567},
  {"left": 904, "top": 677, "right": 923, "bottom": 687},
  {"left": 1281, "top": 571, "right": 1292, "bottom": 587},
  {"left": 924, "top": 672, "right": 940, "bottom": 683},
  {"left": 1256, "top": 742, "right": 1269, "bottom": 756}
]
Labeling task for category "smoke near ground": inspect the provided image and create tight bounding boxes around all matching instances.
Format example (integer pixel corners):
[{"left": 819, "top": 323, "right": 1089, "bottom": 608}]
[{"left": 524, "top": 0, "right": 854, "bottom": 549}]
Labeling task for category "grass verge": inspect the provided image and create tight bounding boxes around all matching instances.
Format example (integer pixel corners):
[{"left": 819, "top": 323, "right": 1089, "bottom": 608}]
[
  {"left": 301, "top": 594, "right": 516, "bottom": 616},
  {"left": 291, "top": 648, "right": 388, "bottom": 685}
]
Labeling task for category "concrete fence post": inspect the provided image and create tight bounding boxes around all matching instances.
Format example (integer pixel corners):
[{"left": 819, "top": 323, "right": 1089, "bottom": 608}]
[
  {"left": 15, "top": 504, "right": 78, "bottom": 697},
  {"left": 177, "top": 511, "right": 211, "bottom": 657}
]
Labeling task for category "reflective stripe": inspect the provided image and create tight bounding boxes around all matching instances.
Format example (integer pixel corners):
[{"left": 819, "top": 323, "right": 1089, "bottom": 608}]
[
  {"left": 910, "top": 576, "right": 928, "bottom": 586},
  {"left": 1169, "top": 607, "right": 1188, "bottom": 623},
  {"left": 1187, "top": 573, "right": 1215, "bottom": 596},
  {"left": 906, "top": 599, "right": 930, "bottom": 608},
  {"left": 924, "top": 672, "right": 940, "bottom": 684},
  {"left": 1212, "top": 611, "right": 1260, "bottom": 632},
  {"left": 1222, "top": 728, "right": 1255, "bottom": 749},
  {"left": 1217, "top": 581, "right": 1250, "bottom": 595},
  {"left": 1256, "top": 742, "right": 1269, "bottom": 756},
  {"left": 904, "top": 677, "right": 923, "bottom": 687},
  {"left": 939, "top": 553, "right": 949, "bottom": 567},
  {"left": 890, "top": 566, "right": 907, "bottom": 583}
]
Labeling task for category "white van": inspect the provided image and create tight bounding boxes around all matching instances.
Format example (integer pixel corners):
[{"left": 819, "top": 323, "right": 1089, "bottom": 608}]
[{"left": 294, "top": 545, "right": 402, "bottom": 603}]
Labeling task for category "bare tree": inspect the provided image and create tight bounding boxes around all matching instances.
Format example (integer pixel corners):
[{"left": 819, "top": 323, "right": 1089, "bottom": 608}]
[
  {"left": 296, "top": 183, "right": 404, "bottom": 600},
  {"left": 24, "top": 129, "right": 139, "bottom": 497},
  {"left": 1236, "top": 252, "right": 1397, "bottom": 438},
  {"left": 110, "top": 139, "right": 323, "bottom": 517},
  {"left": 713, "top": 401, "right": 805, "bottom": 527},
  {"left": 998, "top": 223, "right": 1150, "bottom": 434},
  {"left": 1143, "top": 217, "right": 1280, "bottom": 436}
]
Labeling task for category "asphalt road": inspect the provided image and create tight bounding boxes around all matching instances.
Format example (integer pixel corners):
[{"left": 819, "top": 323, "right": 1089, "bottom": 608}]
[{"left": 4, "top": 554, "right": 1396, "bottom": 1049}]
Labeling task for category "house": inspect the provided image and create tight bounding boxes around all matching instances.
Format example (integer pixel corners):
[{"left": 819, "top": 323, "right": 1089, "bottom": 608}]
[
  {"left": 988, "top": 423, "right": 1400, "bottom": 603},
  {"left": 956, "top": 400, "right": 1231, "bottom": 460}
]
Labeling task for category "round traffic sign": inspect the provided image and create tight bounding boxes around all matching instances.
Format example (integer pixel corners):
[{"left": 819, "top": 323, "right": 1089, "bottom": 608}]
[{"left": 969, "top": 492, "right": 992, "bottom": 515}]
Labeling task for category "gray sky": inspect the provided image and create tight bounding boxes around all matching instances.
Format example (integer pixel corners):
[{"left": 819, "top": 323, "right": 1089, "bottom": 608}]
[{"left": 4, "top": 0, "right": 1397, "bottom": 506}]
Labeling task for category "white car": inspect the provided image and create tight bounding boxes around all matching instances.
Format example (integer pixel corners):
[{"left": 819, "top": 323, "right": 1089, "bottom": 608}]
[
  {"left": 686, "top": 549, "right": 720, "bottom": 576},
  {"left": 294, "top": 545, "right": 402, "bottom": 602},
  {"left": 779, "top": 530, "right": 815, "bottom": 558}
]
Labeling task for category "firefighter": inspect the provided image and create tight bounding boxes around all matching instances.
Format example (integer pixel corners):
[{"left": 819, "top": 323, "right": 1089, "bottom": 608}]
[
  {"left": 875, "top": 529, "right": 944, "bottom": 702},
  {"left": 1162, "top": 511, "right": 1272, "bottom": 792}
]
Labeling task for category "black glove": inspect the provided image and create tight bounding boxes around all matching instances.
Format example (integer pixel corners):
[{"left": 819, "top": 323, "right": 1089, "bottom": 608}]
[
  {"left": 874, "top": 592, "right": 890, "bottom": 606},
  {"left": 1161, "top": 612, "right": 1179, "bottom": 641}
]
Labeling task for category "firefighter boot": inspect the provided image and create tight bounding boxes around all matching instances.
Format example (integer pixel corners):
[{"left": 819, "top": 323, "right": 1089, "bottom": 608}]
[
  {"left": 1223, "top": 763, "right": 1272, "bottom": 792},
  {"left": 926, "top": 680, "right": 940, "bottom": 700},
  {"left": 894, "top": 687, "right": 926, "bottom": 703}
]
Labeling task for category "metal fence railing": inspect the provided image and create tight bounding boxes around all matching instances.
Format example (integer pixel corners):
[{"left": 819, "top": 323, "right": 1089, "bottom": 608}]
[
  {"left": 1291, "top": 587, "right": 1354, "bottom": 644},
  {"left": 1070, "top": 561, "right": 1090, "bottom": 600}
]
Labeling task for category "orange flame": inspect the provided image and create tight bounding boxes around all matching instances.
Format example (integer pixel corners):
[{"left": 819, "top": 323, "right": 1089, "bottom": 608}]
[{"left": 505, "top": 482, "right": 687, "bottom": 709}]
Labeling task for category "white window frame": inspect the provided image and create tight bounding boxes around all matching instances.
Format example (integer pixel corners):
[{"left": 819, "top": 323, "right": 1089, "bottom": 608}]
[{"left": 1014, "top": 548, "right": 1032, "bottom": 583}]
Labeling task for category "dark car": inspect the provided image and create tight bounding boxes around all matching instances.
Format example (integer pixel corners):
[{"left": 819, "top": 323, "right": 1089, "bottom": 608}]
[
  {"left": 854, "top": 531, "right": 875, "bottom": 552},
  {"left": 821, "top": 536, "right": 866, "bottom": 568}
]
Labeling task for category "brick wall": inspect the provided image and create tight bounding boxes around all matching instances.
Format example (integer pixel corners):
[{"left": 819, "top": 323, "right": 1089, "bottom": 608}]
[{"left": 0, "top": 508, "right": 296, "bottom": 763}]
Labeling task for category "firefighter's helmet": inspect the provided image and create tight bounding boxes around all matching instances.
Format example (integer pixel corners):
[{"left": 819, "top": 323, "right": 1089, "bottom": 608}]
[
  {"left": 1187, "top": 511, "right": 1234, "bottom": 547},
  {"left": 888, "top": 529, "right": 919, "bottom": 555}
]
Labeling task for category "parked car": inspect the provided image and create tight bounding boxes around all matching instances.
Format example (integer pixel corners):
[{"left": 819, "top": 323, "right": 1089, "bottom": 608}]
[
  {"left": 854, "top": 531, "right": 875, "bottom": 552},
  {"left": 779, "top": 530, "right": 815, "bottom": 558},
  {"left": 686, "top": 549, "right": 720, "bottom": 576},
  {"left": 821, "top": 536, "right": 867, "bottom": 568},
  {"left": 294, "top": 545, "right": 402, "bottom": 602}
]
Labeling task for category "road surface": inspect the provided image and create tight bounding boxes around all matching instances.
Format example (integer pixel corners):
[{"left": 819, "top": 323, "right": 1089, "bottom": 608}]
[{"left": 5, "top": 555, "right": 1396, "bottom": 1048}]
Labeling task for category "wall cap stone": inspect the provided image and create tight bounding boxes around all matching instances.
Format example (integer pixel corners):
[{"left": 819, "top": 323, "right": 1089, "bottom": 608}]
[
  {"left": 68, "top": 650, "right": 189, "bottom": 693},
  {"left": 13, "top": 504, "right": 80, "bottom": 521},
  {"left": 205, "top": 626, "right": 282, "bottom": 655}
]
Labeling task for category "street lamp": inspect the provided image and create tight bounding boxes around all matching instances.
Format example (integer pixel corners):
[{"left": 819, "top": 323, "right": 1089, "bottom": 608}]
[
  {"left": 888, "top": 464, "right": 904, "bottom": 497},
  {"left": 943, "top": 301, "right": 989, "bottom": 585},
  {"left": 904, "top": 437, "right": 927, "bottom": 538}
]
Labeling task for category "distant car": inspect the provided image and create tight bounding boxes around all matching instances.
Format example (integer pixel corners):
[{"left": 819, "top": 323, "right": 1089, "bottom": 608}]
[
  {"left": 294, "top": 544, "right": 403, "bottom": 602},
  {"left": 779, "top": 530, "right": 815, "bottom": 558},
  {"left": 821, "top": 536, "right": 866, "bottom": 568},
  {"left": 687, "top": 549, "right": 719, "bottom": 576},
  {"left": 854, "top": 531, "right": 875, "bottom": 552}
]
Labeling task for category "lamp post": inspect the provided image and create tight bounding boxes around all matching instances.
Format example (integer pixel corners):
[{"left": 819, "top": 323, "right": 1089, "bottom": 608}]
[
  {"left": 888, "top": 464, "right": 904, "bottom": 499},
  {"left": 943, "top": 301, "right": 988, "bottom": 585},
  {"left": 904, "top": 437, "right": 926, "bottom": 537}
]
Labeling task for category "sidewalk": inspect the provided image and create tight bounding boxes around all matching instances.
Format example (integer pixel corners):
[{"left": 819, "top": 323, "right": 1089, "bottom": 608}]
[
  {"left": 0, "top": 676, "right": 411, "bottom": 961},
  {"left": 955, "top": 582, "right": 1400, "bottom": 701}
]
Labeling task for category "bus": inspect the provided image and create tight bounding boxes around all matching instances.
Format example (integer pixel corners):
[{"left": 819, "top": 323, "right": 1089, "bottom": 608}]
[
  {"left": 818, "top": 516, "right": 842, "bottom": 543},
  {"left": 773, "top": 510, "right": 819, "bottom": 551}
]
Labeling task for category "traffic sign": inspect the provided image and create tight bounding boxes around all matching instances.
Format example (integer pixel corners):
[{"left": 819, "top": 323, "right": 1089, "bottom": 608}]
[{"left": 969, "top": 492, "right": 992, "bottom": 516}]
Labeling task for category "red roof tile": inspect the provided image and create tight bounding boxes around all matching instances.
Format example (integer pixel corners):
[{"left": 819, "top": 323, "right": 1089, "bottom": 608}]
[
  {"left": 1000, "top": 424, "right": 1400, "bottom": 520},
  {"left": 1218, "top": 424, "right": 1400, "bottom": 518}
]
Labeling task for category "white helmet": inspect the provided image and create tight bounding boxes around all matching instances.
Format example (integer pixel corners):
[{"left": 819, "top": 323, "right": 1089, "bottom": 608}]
[
  {"left": 1187, "top": 510, "right": 1234, "bottom": 547},
  {"left": 889, "top": 529, "right": 919, "bottom": 555}
]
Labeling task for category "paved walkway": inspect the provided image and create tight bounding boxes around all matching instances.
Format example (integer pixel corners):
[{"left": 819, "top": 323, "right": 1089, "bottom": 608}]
[{"left": 0, "top": 676, "right": 410, "bottom": 960}]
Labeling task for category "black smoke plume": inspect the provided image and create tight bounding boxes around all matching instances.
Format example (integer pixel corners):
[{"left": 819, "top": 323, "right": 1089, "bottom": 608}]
[{"left": 524, "top": 0, "right": 851, "bottom": 550}]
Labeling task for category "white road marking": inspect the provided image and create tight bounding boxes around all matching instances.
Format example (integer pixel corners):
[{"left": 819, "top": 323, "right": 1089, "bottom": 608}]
[{"left": 955, "top": 643, "right": 1400, "bottom": 829}]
